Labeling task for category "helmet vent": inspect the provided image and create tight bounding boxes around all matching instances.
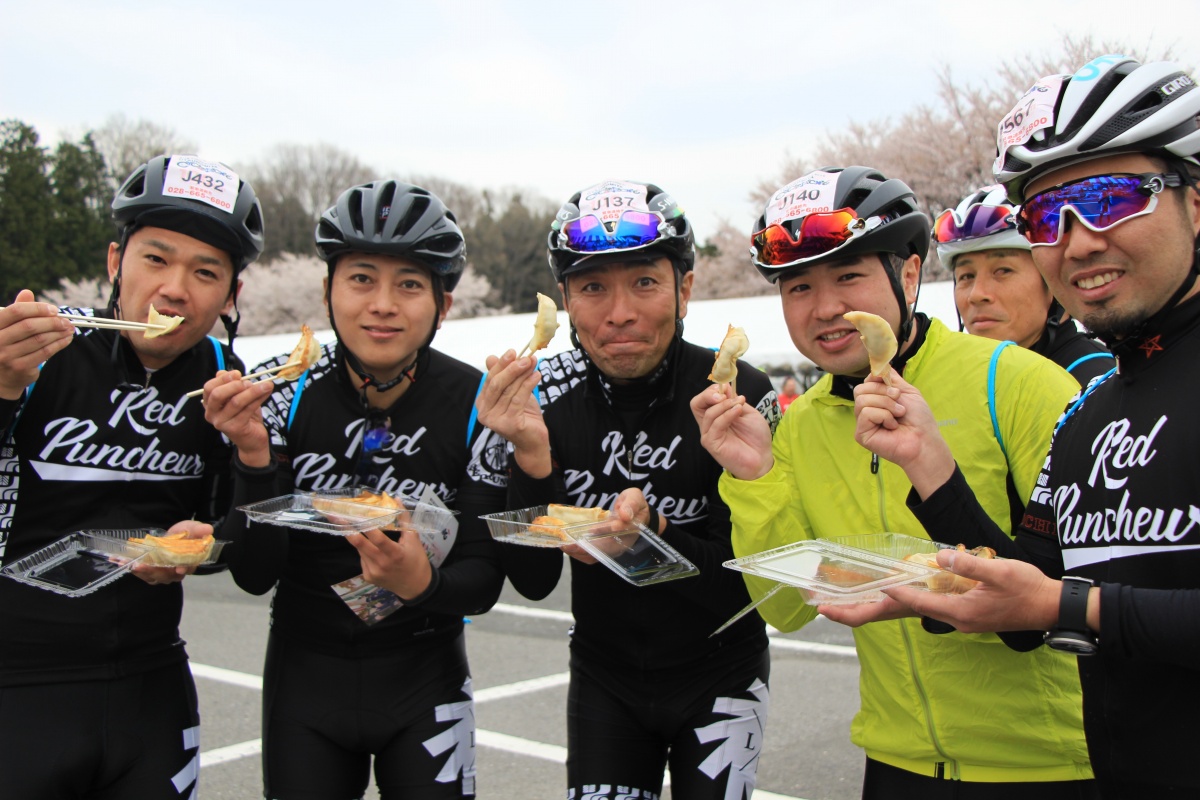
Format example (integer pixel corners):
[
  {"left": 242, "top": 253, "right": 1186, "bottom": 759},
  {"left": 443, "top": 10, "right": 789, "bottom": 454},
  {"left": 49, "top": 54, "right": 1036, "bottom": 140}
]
[
  {"left": 421, "top": 233, "right": 461, "bottom": 257},
  {"left": 123, "top": 173, "right": 146, "bottom": 200},
  {"left": 348, "top": 190, "right": 366, "bottom": 234},
  {"left": 245, "top": 199, "right": 264, "bottom": 237},
  {"left": 396, "top": 196, "right": 430, "bottom": 236},
  {"left": 1080, "top": 101, "right": 1162, "bottom": 152}
]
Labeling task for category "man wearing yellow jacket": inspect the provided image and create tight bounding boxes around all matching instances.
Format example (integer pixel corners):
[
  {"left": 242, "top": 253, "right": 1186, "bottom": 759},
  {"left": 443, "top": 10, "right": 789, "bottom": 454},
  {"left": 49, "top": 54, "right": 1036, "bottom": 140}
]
[{"left": 690, "top": 167, "right": 1097, "bottom": 798}]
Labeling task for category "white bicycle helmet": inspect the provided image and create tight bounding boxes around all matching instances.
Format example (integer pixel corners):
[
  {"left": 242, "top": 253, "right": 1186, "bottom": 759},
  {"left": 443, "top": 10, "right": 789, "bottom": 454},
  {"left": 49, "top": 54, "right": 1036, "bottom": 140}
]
[
  {"left": 933, "top": 184, "right": 1029, "bottom": 267},
  {"left": 994, "top": 55, "right": 1200, "bottom": 202}
]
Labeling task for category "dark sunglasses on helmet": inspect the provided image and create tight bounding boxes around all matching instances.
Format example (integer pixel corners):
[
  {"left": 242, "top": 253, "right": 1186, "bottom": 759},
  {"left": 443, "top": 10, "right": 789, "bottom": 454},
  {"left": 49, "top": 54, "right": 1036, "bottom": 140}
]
[
  {"left": 750, "top": 208, "right": 884, "bottom": 268},
  {"left": 932, "top": 204, "right": 1016, "bottom": 244},
  {"left": 557, "top": 210, "right": 673, "bottom": 254}
]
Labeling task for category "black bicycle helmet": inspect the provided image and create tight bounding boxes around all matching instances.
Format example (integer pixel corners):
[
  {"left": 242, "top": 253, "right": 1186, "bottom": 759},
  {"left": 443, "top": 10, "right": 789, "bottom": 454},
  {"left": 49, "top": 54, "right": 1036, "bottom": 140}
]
[
  {"left": 547, "top": 180, "right": 694, "bottom": 283},
  {"left": 752, "top": 167, "right": 930, "bottom": 343},
  {"left": 995, "top": 55, "right": 1200, "bottom": 203},
  {"left": 111, "top": 154, "right": 264, "bottom": 270},
  {"left": 110, "top": 155, "right": 263, "bottom": 345},
  {"left": 315, "top": 180, "right": 467, "bottom": 290},
  {"left": 751, "top": 166, "right": 929, "bottom": 283}
]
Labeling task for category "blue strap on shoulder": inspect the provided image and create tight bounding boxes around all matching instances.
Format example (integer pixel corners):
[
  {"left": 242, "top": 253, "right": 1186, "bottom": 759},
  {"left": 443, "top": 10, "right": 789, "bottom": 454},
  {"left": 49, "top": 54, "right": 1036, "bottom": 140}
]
[
  {"left": 465, "top": 373, "right": 487, "bottom": 447},
  {"left": 286, "top": 370, "right": 311, "bottom": 432},
  {"left": 464, "top": 359, "right": 543, "bottom": 446},
  {"left": 1055, "top": 367, "right": 1117, "bottom": 434},
  {"left": 208, "top": 336, "right": 225, "bottom": 371},
  {"left": 1064, "top": 351, "right": 1114, "bottom": 378},
  {"left": 988, "top": 341, "right": 1016, "bottom": 461}
]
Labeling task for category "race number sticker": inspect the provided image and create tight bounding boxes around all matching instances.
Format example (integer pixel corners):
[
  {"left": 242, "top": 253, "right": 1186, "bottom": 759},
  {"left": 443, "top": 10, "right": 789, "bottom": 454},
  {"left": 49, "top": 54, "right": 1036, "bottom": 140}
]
[
  {"left": 764, "top": 171, "right": 838, "bottom": 227},
  {"left": 577, "top": 180, "right": 650, "bottom": 225},
  {"left": 161, "top": 155, "right": 240, "bottom": 214},
  {"left": 994, "top": 75, "right": 1065, "bottom": 173}
]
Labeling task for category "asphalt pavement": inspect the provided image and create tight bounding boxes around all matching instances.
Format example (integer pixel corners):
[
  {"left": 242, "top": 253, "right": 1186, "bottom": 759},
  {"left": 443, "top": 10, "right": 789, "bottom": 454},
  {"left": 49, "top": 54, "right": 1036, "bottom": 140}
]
[{"left": 181, "top": 567, "right": 866, "bottom": 799}]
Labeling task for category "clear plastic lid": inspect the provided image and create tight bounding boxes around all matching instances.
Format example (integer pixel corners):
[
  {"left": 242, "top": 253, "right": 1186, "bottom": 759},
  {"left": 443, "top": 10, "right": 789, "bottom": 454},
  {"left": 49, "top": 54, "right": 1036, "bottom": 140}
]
[
  {"left": 481, "top": 506, "right": 699, "bottom": 586},
  {"left": 724, "top": 534, "right": 944, "bottom": 605},
  {"left": 571, "top": 518, "right": 699, "bottom": 586},
  {"left": 1, "top": 532, "right": 150, "bottom": 597},
  {"left": 480, "top": 505, "right": 592, "bottom": 548},
  {"left": 239, "top": 489, "right": 453, "bottom": 536}
]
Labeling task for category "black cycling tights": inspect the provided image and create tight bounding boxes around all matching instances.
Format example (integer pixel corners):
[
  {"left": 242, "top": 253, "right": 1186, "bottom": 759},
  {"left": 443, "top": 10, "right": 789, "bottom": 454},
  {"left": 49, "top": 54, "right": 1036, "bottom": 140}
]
[
  {"left": 262, "top": 632, "right": 476, "bottom": 800},
  {"left": 566, "top": 647, "right": 770, "bottom": 800},
  {"left": 0, "top": 662, "right": 201, "bottom": 799}
]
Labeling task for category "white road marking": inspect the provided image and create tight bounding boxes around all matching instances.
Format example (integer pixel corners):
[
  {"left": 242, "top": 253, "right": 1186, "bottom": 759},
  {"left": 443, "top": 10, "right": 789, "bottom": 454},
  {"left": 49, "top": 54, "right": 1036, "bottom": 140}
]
[
  {"left": 192, "top": 601, "right": 830, "bottom": 798},
  {"left": 475, "top": 671, "right": 570, "bottom": 702},
  {"left": 199, "top": 737, "right": 262, "bottom": 768},
  {"left": 190, "top": 662, "right": 263, "bottom": 690},
  {"left": 492, "top": 602, "right": 858, "bottom": 659}
]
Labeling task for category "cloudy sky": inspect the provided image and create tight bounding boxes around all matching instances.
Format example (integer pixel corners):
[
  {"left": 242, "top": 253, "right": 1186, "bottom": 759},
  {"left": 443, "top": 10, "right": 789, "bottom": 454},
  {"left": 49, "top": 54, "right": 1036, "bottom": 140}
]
[{"left": 4, "top": 1, "right": 1198, "bottom": 240}]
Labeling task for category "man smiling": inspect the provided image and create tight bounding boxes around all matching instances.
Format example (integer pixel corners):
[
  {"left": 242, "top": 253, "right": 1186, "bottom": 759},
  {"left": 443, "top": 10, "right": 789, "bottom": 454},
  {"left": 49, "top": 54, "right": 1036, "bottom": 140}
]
[
  {"left": 692, "top": 166, "right": 1093, "bottom": 796},
  {"left": 847, "top": 55, "right": 1200, "bottom": 797}
]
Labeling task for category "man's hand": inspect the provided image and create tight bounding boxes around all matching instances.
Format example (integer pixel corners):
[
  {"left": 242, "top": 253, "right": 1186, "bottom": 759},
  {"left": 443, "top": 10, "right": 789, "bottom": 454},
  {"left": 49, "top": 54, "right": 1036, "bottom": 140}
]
[
  {"left": 689, "top": 383, "right": 773, "bottom": 480},
  {"left": 853, "top": 371, "right": 956, "bottom": 498},
  {"left": 130, "top": 520, "right": 212, "bottom": 585},
  {"left": 201, "top": 370, "right": 275, "bottom": 467},
  {"left": 612, "top": 487, "right": 661, "bottom": 534},
  {"left": 0, "top": 290, "right": 75, "bottom": 400},
  {"left": 818, "top": 596, "right": 921, "bottom": 627},
  {"left": 346, "top": 527, "right": 433, "bottom": 601},
  {"left": 884, "top": 549, "right": 1062, "bottom": 633},
  {"left": 476, "top": 350, "right": 551, "bottom": 477}
]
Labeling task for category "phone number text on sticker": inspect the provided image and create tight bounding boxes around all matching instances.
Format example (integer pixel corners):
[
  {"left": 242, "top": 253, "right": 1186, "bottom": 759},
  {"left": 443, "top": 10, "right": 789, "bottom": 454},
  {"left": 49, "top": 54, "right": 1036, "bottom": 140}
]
[
  {"left": 164, "top": 184, "right": 234, "bottom": 210},
  {"left": 161, "top": 154, "right": 241, "bottom": 215}
]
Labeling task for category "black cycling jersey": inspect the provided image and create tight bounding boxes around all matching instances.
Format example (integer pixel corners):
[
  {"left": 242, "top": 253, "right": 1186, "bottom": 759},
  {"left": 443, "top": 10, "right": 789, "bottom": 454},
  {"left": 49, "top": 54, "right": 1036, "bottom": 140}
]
[
  {"left": 1031, "top": 320, "right": 1113, "bottom": 385},
  {"left": 0, "top": 311, "right": 240, "bottom": 687},
  {"left": 911, "top": 292, "right": 1200, "bottom": 791},
  {"left": 225, "top": 343, "right": 508, "bottom": 656},
  {"left": 503, "top": 338, "right": 779, "bottom": 797},
  {"left": 505, "top": 338, "right": 778, "bottom": 670}
]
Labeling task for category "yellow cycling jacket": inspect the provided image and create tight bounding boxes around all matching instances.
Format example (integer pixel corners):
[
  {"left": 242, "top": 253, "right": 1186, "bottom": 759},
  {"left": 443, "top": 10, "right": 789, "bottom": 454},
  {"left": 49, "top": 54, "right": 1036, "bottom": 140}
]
[{"left": 722, "top": 319, "right": 1092, "bottom": 781}]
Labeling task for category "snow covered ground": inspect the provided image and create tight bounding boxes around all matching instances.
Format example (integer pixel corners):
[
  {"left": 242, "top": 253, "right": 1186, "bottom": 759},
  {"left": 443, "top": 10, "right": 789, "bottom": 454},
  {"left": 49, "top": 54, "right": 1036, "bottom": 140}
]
[{"left": 233, "top": 280, "right": 960, "bottom": 373}]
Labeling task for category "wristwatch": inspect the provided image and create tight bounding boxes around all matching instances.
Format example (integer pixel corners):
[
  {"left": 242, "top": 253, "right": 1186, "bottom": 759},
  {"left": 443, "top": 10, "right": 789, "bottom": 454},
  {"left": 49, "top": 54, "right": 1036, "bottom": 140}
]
[{"left": 1043, "top": 576, "right": 1098, "bottom": 655}]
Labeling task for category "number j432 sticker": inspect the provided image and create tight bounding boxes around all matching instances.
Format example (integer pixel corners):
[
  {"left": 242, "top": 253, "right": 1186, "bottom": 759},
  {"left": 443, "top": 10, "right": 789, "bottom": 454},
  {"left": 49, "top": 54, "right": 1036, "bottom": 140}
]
[{"left": 161, "top": 155, "right": 240, "bottom": 214}]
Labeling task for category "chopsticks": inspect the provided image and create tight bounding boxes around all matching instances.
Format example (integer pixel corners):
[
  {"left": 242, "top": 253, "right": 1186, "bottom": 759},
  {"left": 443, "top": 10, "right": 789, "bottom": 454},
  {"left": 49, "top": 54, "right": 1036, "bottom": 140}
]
[
  {"left": 59, "top": 313, "right": 166, "bottom": 332},
  {"left": 183, "top": 360, "right": 300, "bottom": 399}
]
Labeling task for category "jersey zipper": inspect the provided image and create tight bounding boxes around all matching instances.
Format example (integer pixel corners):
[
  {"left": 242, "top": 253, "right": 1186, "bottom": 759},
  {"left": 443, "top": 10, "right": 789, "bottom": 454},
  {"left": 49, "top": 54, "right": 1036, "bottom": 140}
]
[
  {"left": 873, "top": 455, "right": 889, "bottom": 530},
  {"left": 879, "top": 442, "right": 957, "bottom": 776},
  {"left": 899, "top": 620, "right": 958, "bottom": 778}
]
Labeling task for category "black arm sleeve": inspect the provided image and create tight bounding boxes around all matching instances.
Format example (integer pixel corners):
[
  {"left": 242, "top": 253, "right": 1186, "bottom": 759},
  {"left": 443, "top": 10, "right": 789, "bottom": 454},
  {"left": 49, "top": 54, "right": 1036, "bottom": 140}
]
[
  {"left": 908, "top": 465, "right": 1063, "bottom": 574},
  {"left": 407, "top": 479, "right": 506, "bottom": 617},
  {"left": 497, "top": 462, "right": 565, "bottom": 602},
  {"left": 1100, "top": 583, "right": 1200, "bottom": 668},
  {"left": 221, "top": 453, "right": 288, "bottom": 596},
  {"left": 907, "top": 465, "right": 1061, "bottom": 652}
]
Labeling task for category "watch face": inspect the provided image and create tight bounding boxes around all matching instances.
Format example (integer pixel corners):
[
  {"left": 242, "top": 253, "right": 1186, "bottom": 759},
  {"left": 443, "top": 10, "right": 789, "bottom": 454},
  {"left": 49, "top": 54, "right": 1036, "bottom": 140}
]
[{"left": 1044, "top": 631, "right": 1098, "bottom": 656}]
